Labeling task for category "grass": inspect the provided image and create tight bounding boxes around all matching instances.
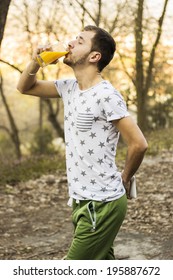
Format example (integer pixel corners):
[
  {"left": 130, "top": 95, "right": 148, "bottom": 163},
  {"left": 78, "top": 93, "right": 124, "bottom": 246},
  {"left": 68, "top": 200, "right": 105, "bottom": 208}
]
[
  {"left": 116, "top": 127, "right": 173, "bottom": 162},
  {"left": 145, "top": 128, "right": 173, "bottom": 155},
  {"left": 0, "top": 128, "right": 173, "bottom": 186},
  {"left": 0, "top": 154, "right": 66, "bottom": 186}
]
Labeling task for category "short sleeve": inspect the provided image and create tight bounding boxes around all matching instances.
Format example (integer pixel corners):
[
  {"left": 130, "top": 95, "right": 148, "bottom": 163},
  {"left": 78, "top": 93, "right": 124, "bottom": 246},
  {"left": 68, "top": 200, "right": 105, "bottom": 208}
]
[
  {"left": 54, "top": 79, "right": 77, "bottom": 100},
  {"left": 101, "top": 89, "right": 130, "bottom": 121}
]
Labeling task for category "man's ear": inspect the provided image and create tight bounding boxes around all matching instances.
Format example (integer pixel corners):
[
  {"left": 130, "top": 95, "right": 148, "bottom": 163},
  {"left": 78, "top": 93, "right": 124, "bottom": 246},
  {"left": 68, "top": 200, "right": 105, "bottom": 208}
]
[{"left": 89, "top": 51, "right": 101, "bottom": 63}]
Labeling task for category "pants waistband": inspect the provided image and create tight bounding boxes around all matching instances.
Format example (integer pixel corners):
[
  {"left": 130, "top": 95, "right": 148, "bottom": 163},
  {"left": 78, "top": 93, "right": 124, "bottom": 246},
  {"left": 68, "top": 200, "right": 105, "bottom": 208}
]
[
  {"left": 67, "top": 197, "right": 91, "bottom": 207},
  {"left": 73, "top": 199, "right": 91, "bottom": 207}
]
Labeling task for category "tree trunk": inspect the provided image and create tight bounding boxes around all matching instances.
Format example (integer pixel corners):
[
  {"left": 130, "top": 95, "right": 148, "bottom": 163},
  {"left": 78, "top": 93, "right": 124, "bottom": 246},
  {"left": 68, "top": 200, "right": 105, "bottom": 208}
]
[
  {"left": 0, "top": 75, "right": 21, "bottom": 158},
  {"left": 135, "top": 0, "right": 169, "bottom": 131},
  {"left": 135, "top": 0, "right": 147, "bottom": 130},
  {"left": 0, "top": 0, "right": 11, "bottom": 46},
  {"left": 44, "top": 99, "right": 64, "bottom": 140},
  {"left": 0, "top": 0, "right": 21, "bottom": 158}
]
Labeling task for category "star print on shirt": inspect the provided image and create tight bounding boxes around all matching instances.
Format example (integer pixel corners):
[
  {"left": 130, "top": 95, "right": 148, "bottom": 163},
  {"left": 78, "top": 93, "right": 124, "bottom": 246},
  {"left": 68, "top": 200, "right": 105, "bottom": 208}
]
[
  {"left": 101, "top": 109, "right": 106, "bottom": 116},
  {"left": 99, "top": 173, "right": 106, "bottom": 177},
  {"left": 102, "top": 125, "right": 109, "bottom": 131},
  {"left": 80, "top": 140, "right": 85, "bottom": 146},
  {"left": 104, "top": 96, "right": 111, "bottom": 102},
  {"left": 94, "top": 116, "right": 99, "bottom": 122},
  {"left": 88, "top": 165, "right": 93, "bottom": 170},
  {"left": 99, "top": 142, "right": 105, "bottom": 148},
  {"left": 97, "top": 158, "right": 104, "bottom": 165},
  {"left": 92, "top": 92, "right": 97, "bottom": 97},
  {"left": 101, "top": 187, "right": 107, "bottom": 192},
  {"left": 107, "top": 111, "right": 114, "bottom": 117},
  {"left": 111, "top": 146, "right": 115, "bottom": 152},
  {"left": 73, "top": 177, "right": 79, "bottom": 182},
  {"left": 117, "top": 100, "right": 123, "bottom": 107},
  {"left": 86, "top": 107, "right": 91, "bottom": 112},
  {"left": 96, "top": 99, "right": 101, "bottom": 105},
  {"left": 55, "top": 78, "right": 129, "bottom": 201},
  {"left": 88, "top": 149, "right": 94, "bottom": 155},
  {"left": 90, "top": 132, "right": 96, "bottom": 138},
  {"left": 82, "top": 99, "right": 86, "bottom": 105},
  {"left": 81, "top": 170, "right": 86, "bottom": 176},
  {"left": 90, "top": 179, "right": 96, "bottom": 185},
  {"left": 65, "top": 115, "right": 68, "bottom": 121}
]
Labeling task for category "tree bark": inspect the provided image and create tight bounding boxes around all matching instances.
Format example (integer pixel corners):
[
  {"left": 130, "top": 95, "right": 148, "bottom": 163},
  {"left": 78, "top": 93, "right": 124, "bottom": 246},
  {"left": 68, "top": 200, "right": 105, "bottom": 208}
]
[
  {"left": 0, "top": 0, "right": 21, "bottom": 158},
  {"left": 135, "top": 0, "right": 146, "bottom": 130},
  {"left": 0, "top": 0, "right": 11, "bottom": 46},
  {"left": 135, "top": 0, "right": 169, "bottom": 131},
  {"left": 0, "top": 74, "right": 21, "bottom": 158},
  {"left": 44, "top": 99, "right": 64, "bottom": 140}
]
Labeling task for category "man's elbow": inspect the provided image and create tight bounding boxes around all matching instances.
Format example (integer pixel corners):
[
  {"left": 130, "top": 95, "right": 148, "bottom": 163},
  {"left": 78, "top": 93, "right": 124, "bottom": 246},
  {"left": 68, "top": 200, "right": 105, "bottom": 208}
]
[
  {"left": 137, "top": 138, "right": 148, "bottom": 154},
  {"left": 17, "top": 85, "right": 25, "bottom": 94},
  {"left": 16, "top": 81, "right": 27, "bottom": 94},
  {"left": 17, "top": 83, "right": 32, "bottom": 95}
]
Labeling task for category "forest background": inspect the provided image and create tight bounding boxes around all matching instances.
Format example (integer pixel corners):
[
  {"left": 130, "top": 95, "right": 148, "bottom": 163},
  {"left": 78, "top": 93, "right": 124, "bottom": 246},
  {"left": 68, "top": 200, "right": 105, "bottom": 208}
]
[
  {"left": 0, "top": 0, "right": 173, "bottom": 183},
  {"left": 0, "top": 0, "right": 173, "bottom": 260}
]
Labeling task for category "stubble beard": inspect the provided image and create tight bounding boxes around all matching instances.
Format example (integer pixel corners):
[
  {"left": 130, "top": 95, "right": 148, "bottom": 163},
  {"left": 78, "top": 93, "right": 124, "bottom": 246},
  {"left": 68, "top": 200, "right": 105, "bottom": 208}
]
[{"left": 63, "top": 52, "right": 90, "bottom": 68}]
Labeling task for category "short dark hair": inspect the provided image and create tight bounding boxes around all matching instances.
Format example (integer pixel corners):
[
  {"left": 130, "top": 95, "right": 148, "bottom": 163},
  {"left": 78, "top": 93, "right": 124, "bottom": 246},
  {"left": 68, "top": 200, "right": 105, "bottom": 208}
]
[{"left": 84, "top": 25, "right": 116, "bottom": 72}]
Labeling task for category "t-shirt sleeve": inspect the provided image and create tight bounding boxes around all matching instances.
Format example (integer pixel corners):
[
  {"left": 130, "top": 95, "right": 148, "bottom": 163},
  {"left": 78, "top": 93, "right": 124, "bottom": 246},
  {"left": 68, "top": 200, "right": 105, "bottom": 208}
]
[
  {"left": 54, "top": 79, "right": 77, "bottom": 100},
  {"left": 101, "top": 89, "right": 130, "bottom": 121},
  {"left": 54, "top": 79, "right": 68, "bottom": 98}
]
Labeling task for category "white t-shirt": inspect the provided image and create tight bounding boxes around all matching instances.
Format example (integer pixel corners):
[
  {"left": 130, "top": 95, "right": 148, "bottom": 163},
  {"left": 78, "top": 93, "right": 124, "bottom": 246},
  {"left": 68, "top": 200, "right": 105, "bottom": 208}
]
[{"left": 55, "top": 79, "right": 129, "bottom": 202}]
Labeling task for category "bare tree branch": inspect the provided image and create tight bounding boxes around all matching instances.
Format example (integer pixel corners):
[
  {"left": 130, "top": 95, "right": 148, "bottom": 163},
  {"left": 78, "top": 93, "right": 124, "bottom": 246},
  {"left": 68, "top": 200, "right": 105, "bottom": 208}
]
[
  {"left": 0, "top": 59, "right": 22, "bottom": 73},
  {"left": 0, "top": 71, "right": 21, "bottom": 158},
  {"left": 73, "top": 0, "right": 97, "bottom": 24},
  {"left": 117, "top": 51, "right": 136, "bottom": 86},
  {"left": 109, "top": 0, "right": 128, "bottom": 34},
  {"left": 0, "top": 125, "right": 11, "bottom": 136},
  {"left": 144, "top": 0, "right": 169, "bottom": 94}
]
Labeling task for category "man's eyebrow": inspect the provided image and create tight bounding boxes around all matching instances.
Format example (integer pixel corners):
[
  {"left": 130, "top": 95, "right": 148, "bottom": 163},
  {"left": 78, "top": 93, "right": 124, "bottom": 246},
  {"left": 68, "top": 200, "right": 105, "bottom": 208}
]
[{"left": 76, "top": 35, "right": 85, "bottom": 41}]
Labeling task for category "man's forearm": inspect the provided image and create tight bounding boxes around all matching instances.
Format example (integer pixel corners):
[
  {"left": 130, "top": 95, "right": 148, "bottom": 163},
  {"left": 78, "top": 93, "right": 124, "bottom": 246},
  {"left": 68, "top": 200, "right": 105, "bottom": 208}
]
[
  {"left": 122, "top": 145, "right": 147, "bottom": 184},
  {"left": 17, "top": 60, "right": 40, "bottom": 93}
]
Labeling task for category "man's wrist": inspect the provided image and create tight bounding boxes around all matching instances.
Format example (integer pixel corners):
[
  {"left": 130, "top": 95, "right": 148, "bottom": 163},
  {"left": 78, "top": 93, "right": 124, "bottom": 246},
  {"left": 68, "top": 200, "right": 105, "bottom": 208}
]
[{"left": 26, "top": 60, "right": 40, "bottom": 76}]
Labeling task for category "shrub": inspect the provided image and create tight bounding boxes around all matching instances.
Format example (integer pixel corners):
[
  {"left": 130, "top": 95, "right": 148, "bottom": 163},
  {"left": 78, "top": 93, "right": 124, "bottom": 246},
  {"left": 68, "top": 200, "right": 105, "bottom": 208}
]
[
  {"left": 30, "top": 127, "right": 54, "bottom": 155},
  {"left": 0, "top": 155, "right": 66, "bottom": 186}
]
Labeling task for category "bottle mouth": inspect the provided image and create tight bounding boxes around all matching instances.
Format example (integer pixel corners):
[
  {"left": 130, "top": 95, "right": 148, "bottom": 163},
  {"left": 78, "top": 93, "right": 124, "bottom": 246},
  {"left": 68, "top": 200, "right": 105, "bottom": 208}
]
[{"left": 37, "top": 55, "right": 46, "bottom": 67}]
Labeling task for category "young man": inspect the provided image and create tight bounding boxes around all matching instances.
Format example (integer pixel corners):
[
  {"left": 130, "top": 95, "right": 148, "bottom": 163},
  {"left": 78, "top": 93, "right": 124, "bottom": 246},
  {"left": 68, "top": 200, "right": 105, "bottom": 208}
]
[{"left": 17, "top": 25, "right": 148, "bottom": 260}]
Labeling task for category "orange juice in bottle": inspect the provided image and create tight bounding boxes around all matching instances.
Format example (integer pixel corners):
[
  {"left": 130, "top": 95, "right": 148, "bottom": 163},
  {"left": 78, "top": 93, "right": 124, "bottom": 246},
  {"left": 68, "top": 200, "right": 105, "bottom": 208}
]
[{"left": 37, "top": 42, "right": 68, "bottom": 67}]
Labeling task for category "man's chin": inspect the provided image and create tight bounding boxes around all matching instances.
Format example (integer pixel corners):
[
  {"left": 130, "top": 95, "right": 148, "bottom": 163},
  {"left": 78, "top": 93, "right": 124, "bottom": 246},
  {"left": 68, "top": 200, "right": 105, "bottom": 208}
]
[{"left": 63, "top": 57, "right": 72, "bottom": 67}]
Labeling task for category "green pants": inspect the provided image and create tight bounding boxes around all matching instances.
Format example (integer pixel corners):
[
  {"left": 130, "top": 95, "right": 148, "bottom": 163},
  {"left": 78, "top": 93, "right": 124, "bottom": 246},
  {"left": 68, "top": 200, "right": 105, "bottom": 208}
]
[{"left": 66, "top": 194, "right": 127, "bottom": 260}]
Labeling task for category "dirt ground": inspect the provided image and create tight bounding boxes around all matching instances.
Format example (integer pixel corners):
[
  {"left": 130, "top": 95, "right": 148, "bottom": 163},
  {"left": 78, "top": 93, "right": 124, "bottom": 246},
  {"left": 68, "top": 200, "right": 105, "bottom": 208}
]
[{"left": 0, "top": 150, "right": 173, "bottom": 260}]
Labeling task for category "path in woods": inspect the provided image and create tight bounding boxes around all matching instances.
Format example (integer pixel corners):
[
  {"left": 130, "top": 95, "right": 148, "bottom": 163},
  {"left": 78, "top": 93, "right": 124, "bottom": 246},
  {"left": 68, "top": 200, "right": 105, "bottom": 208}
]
[{"left": 0, "top": 151, "right": 172, "bottom": 260}]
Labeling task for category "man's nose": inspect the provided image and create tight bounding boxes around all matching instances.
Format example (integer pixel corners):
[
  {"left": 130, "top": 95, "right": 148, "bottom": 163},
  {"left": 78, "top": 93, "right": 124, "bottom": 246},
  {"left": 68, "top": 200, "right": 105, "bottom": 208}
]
[{"left": 68, "top": 40, "right": 75, "bottom": 49}]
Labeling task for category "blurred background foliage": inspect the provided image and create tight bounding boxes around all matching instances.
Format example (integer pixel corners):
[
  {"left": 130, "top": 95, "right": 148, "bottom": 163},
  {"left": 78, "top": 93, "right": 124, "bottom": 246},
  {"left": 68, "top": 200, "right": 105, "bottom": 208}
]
[{"left": 0, "top": 0, "right": 173, "bottom": 184}]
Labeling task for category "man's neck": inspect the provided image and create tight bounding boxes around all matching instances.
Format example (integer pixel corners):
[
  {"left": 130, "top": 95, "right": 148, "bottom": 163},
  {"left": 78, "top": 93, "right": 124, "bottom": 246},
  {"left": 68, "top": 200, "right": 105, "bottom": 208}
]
[{"left": 73, "top": 66, "right": 103, "bottom": 91}]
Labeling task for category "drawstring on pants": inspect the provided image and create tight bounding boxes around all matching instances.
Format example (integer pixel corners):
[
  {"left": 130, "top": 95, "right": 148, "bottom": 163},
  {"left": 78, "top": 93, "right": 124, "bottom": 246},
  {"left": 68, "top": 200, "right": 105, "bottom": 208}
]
[{"left": 87, "top": 201, "right": 97, "bottom": 231}]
